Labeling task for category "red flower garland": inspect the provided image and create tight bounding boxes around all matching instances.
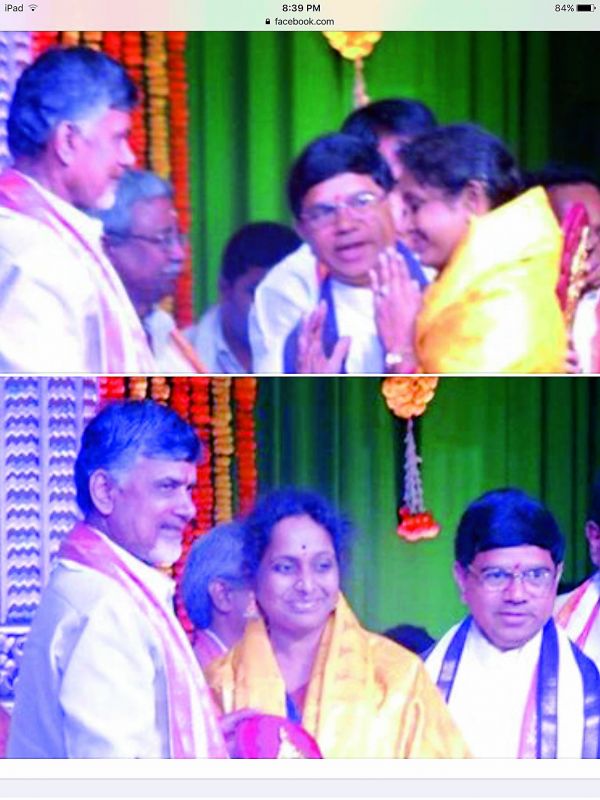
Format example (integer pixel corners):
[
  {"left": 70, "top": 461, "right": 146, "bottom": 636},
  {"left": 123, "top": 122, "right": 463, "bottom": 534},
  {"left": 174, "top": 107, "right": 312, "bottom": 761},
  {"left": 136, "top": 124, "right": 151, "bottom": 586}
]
[
  {"left": 166, "top": 32, "right": 193, "bottom": 327},
  {"left": 121, "top": 32, "right": 147, "bottom": 166},
  {"left": 233, "top": 378, "right": 258, "bottom": 515}
]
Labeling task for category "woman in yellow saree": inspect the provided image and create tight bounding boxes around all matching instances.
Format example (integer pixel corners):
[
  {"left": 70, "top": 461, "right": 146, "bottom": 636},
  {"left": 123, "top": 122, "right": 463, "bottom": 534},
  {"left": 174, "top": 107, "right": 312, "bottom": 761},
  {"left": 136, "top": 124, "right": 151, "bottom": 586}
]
[
  {"left": 395, "top": 124, "right": 566, "bottom": 373},
  {"left": 207, "top": 488, "right": 469, "bottom": 758}
]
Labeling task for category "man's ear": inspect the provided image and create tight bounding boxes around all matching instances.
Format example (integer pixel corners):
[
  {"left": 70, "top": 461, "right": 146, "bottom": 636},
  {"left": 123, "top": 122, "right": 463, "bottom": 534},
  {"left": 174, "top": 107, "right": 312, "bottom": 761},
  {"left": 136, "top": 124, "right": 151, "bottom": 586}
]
[
  {"left": 88, "top": 469, "right": 117, "bottom": 516},
  {"left": 585, "top": 521, "right": 600, "bottom": 544},
  {"left": 52, "top": 120, "right": 79, "bottom": 166},
  {"left": 453, "top": 561, "right": 469, "bottom": 602},
  {"left": 207, "top": 578, "right": 233, "bottom": 614},
  {"left": 460, "top": 180, "right": 490, "bottom": 216}
]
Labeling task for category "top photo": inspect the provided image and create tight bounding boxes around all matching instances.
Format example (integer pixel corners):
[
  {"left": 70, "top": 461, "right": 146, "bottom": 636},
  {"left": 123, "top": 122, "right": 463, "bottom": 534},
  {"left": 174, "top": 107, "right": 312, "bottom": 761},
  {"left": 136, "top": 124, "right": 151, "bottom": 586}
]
[{"left": 0, "top": 30, "right": 598, "bottom": 376}]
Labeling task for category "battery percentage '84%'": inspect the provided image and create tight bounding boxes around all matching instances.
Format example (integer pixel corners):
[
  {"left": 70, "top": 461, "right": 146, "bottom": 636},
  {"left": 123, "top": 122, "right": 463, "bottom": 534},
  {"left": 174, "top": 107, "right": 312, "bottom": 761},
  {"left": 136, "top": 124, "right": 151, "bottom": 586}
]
[{"left": 555, "top": 3, "right": 575, "bottom": 8}]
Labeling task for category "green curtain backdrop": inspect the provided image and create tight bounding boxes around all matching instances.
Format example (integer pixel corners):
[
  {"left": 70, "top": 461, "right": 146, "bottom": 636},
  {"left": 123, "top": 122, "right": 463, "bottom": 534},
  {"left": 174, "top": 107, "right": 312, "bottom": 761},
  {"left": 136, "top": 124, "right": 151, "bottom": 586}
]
[
  {"left": 256, "top": 377, "right": 600, "bottom": 638},
  {"left": 186, "top": 31, "right": 558, "bottom": 313},
  {"left": 185, "top": 31, "right": 600, "bottom": 314}
]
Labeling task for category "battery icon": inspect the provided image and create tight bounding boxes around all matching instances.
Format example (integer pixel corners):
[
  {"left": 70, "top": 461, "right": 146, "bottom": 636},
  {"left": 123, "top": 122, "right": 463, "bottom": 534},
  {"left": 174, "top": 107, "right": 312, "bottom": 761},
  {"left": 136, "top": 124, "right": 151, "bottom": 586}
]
[{"left": 577, "top": 3, "right": 594, "bottom": 9}]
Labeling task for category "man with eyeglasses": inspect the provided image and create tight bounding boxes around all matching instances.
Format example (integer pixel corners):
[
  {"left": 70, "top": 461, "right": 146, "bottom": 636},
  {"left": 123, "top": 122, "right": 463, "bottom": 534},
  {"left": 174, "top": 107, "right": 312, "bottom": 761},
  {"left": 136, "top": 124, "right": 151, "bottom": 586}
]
[
  {"left": 278, "top": 133, "right": 426, "bottom": 373},
  {"left": 0, "top": 47, "right": 155, "bottom": 373},
  {"left": 249, "top": 99, "right": 437, "bottom": 374},
  {"left": 555, "top": 474, "right": 600, "bottom": 668},
  {"left": 426, "top": 487, "right": 600, "bottom": 758},
  {"left": 97, "top": 169, "right": 205, "bottom": 372}
]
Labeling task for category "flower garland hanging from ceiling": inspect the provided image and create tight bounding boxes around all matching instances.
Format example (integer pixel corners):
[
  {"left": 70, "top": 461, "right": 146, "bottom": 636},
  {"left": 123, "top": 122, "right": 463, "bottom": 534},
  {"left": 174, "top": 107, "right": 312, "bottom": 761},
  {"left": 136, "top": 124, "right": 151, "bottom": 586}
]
[
  {"left": 381, "top": 377, "right": 441, "bottom": 543},
  {"left": 323, "top": 32, "right": 383, "bottom": 108}
]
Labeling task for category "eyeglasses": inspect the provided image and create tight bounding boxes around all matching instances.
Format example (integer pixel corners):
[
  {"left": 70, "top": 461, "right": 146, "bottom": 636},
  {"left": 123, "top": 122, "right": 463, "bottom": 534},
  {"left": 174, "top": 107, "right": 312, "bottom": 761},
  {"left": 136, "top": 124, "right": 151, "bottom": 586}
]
[
  {"left": 109, "top": 229, "right": 187, "bottom": 250},
  {"left": 300, "top": 190, "right": 386, "bottom": 230},
  {"left": 467, "top": 565, "right": 556, "bottom": 595}
]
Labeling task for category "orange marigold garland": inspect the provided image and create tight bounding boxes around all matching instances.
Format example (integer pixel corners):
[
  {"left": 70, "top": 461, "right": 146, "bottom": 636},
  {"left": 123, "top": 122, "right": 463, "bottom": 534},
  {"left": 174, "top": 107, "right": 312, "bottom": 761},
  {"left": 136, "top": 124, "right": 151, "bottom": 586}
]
[
  {"left": 60, "top": 32, "right": 81, "bottom": 48},
  {"left": 233, "top": 378, "right": 258, "bottom": 515},
  {"left": 82, "top": 32, "right": 102, "bottom": 51},
  {"left": 166, "top": 32, "right": 193, "bottom": 327},
  {"left": 102, "top": 32, "right": 122, "bottom": 62},
  {"left": 150, "top": 376, "right": 170, "bottom": 405},
  {"left": 212, "top": 378, "right": 234, "bottom": 524},
  {"left": 145, "top": 31, "right": 170, "bottom": 179},
  {"left": 121, "top": 32, "right": 147, "bottom": 166},
  {"left": 98, "top": 377, "right": 126, "bottom": 406},
  {"left": 381, "top": 377, "right": 440, "bottom": 542},
  {"left": 323, "top": 32, "right": 383, "bottom": 107}
]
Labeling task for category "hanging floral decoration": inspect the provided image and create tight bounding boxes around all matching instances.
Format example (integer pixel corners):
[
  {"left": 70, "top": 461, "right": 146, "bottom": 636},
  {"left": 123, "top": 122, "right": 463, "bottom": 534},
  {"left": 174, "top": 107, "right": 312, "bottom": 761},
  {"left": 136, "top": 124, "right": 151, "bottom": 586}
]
[
  {"left": 381, "top": 377, "right": 441, "bottom": 543},
  {"left": 97, "top": 376, "right": 258, "bottom": 636},
  {"left": 323, "top": 32, "right": 383, "bottom": 108},
  {"left": 26, "top": 31, "right": 193, "bottom": 324}
]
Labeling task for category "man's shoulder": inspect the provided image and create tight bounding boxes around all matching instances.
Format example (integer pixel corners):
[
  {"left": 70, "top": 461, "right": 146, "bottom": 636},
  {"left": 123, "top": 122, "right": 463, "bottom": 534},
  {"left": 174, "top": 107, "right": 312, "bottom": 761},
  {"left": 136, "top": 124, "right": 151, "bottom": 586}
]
[{"left": 255, "top": 243, "right": 318, "bottom": 299}]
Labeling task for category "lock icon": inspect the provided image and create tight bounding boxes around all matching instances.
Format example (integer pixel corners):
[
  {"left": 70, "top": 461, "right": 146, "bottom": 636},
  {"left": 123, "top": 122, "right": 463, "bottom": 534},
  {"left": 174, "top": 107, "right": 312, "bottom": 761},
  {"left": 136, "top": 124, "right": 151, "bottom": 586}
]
[{"left": 265, "top": 18, "right": 271, "bottom": 24}]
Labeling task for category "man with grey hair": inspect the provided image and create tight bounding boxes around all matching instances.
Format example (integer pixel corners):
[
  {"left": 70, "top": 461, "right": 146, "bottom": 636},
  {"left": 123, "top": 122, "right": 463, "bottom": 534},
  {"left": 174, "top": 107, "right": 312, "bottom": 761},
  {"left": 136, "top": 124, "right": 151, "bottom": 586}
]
[
  {"left": 0, "top": 46, "right": 155, "bottom": 373},
  {"left": 97, "top": 168, "right": 204, "bottom": 372},
  {"left": 182, "top": 522, "right": 254, "bottom": 670},
  {"left": 8, "top": 400, "right": 227, "bottom": 757}
]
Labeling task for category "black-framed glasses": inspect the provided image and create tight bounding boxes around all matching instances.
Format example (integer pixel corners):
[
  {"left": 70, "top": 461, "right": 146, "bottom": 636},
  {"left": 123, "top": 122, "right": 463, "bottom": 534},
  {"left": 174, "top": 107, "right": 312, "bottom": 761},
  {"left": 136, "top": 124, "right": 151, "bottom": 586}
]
[
  {"left": 467, "top": 565, "right": 556, "bottom": 595},
  {"left": 109, "top": 229, "right": 187, "bottom": 250},
  {"left": 300, "top": 190, "right": 386, "bottom": 230}
]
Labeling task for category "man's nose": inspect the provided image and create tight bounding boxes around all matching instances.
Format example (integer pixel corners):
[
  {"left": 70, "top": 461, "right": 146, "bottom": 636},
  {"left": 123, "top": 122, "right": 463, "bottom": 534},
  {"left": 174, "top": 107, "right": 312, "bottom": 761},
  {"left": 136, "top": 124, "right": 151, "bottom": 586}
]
[
  {"left": 177, "top": 489, "right": 196, "bottom": 521},
  {"left": 503, "top": 573, "right": 527, "bottom": 601},
  {"left": 121, "top": 139, "right": 136, "bottom": 168}
]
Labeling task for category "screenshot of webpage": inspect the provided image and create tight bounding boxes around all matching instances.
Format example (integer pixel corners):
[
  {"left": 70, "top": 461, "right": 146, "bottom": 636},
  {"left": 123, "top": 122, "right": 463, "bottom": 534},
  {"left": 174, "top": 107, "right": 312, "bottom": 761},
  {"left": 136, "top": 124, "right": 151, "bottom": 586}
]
[{"left": 0, "top": 2, "right": 598, "bottom": 799}]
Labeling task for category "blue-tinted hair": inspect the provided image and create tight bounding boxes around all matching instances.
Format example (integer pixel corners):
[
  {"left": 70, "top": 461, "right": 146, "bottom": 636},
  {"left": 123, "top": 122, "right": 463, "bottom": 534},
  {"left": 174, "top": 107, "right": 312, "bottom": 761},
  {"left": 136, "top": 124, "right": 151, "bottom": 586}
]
[
  {"left": 8, "top": 46, "right": 137, "bottom": 159},
  {"left": 220, "top": 222, "right": 302, "bottom": 284},
  {"left": 95, "top": 169, "right": 173, "bottom": 237},
  {"left": 287, "top": 133, "right": 395, "bottom": 219},
  {"left": 182, "top": 521, "right": 246, "bottom": 629},
  {"left": 75, "top": 400, "right": 200, "bottom": 515},
  {"left": 341, "top": 98, "right": 437, "bottom": 149},
  {"left": 400, "top": 123, "right": 522, "bottom": 209},
  {"left": 243, "top": 487, "right": 352, "bottom": 576},
  {"left": 454, "top": 488, "right": 565, "bottom": 567}
]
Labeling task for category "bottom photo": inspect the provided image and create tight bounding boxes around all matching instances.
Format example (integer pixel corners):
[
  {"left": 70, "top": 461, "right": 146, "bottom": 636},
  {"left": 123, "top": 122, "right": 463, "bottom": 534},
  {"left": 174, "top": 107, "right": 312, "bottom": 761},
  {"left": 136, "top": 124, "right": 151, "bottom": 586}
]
[{"left": 0, "top": 375, "right": 599, "bottom": 759}]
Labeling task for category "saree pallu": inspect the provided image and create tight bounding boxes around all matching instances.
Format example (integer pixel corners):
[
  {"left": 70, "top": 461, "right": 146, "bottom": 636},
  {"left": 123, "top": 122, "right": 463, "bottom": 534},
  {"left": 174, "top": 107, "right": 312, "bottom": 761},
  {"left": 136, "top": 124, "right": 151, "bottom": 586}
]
[
  {"left": 416, "top": 188, "right": 566, "bottom": 374},
  {"left": 207, "top": 595, "right": 469, "bottom": 758}
]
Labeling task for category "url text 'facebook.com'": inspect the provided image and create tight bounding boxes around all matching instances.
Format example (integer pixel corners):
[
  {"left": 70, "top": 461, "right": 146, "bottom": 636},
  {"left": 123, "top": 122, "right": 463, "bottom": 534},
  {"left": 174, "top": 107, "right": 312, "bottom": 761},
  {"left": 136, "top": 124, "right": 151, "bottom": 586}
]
[{"left": 270, "top": 17, "right": 336, "bottom": 26}]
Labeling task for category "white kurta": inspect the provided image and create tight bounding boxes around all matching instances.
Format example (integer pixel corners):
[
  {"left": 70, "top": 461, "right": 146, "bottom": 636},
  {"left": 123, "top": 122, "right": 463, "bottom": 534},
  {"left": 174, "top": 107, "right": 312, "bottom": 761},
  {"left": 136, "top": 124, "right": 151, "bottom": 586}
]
[
  {"left": 7, "top": 534, "right": 199, "bottom": 758},
  {"left": 185, "top": 304, "right": 246, "bottom": 374},
  {"left": 426, "top": 620, "right": 585, "bottom": 758},
  {"left": 249, "top": 242, "right": 318, "bottom": 373},
  {"left": 144, "top": 307, "right": 200, "bottom": 373},
  {"left": 555, "top": 572, "right": 600, "bottom": 669},
  {"left": 0, "top": 173, "right": 155, "bottom": 373},
  {"left": 572, "top": 289, "right": 600, "bottom": 373}
]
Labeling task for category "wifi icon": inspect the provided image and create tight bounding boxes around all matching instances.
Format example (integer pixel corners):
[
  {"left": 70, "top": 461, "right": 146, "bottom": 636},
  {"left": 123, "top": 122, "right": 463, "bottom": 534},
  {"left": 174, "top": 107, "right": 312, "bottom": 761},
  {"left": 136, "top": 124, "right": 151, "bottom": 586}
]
[{"left": 29, "top": 3, "right": 38, "bottom": 9}]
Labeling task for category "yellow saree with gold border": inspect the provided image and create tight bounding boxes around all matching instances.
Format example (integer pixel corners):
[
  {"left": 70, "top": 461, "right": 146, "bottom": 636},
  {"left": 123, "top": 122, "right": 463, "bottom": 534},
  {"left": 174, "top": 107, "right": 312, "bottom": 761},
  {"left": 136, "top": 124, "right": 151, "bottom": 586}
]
[
  {"left": 207, "top": 595, "right": 469, "bottom": 758},
  {"left": 416, "top": 187, "right": 566, "bottom": 373}
]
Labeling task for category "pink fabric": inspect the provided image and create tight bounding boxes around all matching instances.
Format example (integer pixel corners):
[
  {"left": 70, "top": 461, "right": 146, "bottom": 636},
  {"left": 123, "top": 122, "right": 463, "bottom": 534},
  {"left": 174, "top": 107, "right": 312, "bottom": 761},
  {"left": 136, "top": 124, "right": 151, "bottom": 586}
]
[
  {"left": 59, "top": 523, "right": 227, "bottom": 758},
  {"left": 0, "top": 169, "right": 155, "bottom": 372}
]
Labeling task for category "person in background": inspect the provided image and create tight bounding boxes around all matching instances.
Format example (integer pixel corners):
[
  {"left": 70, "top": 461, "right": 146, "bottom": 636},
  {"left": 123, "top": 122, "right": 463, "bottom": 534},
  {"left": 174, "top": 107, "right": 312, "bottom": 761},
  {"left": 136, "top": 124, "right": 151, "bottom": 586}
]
[
  {"left": 182, "top": 521, "right": 255, "bottom": 671},
  {"left": 97, "top": 169, "right": 204, "bottom": 372},
  {"left": 207, "top": 488, "right": 470, "bottom": 758},
  {"left": 186, "top": 222, "right": 301, "bottom": 373},
  {"left": 534, "top": 164, "right": 600, "bottom": 372},
  {"left": 249, "top": 97, "right": 437, "bottom": 374},
  {"left": 555, "top": 473, "right": 600, "bottom": 668},
  {"left": 0, "top": 46, "right": 154, "bottom": 373},
  {"left": 383, "top": 623, "right": 435, "bottom": 657},
  {"left": 426, "top": 487, "right": 600, "bottom": 758},
  {"left": 8, "top": 400, "right": 226, "bottom": 758}
]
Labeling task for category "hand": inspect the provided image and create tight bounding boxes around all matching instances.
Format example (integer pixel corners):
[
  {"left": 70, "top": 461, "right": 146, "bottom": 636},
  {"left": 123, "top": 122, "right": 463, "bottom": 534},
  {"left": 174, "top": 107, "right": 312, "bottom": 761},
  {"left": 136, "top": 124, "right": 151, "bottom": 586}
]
[
  {"left": 369, "top": 247, "right": 422, "bottom": 373},
  {"left": 296, "top": 301, "right": 351, "bottom": 374}
]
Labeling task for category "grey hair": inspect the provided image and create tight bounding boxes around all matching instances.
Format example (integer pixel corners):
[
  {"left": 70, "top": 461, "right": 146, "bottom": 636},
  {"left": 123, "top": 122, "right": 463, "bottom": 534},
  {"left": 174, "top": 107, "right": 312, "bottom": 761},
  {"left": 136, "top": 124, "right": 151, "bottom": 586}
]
[
  {"left": 181, "top": 522, "right": 246, "bottom": 629},
  {"left": 95, "top": 169, "right": 173, "bottom": 236}
]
